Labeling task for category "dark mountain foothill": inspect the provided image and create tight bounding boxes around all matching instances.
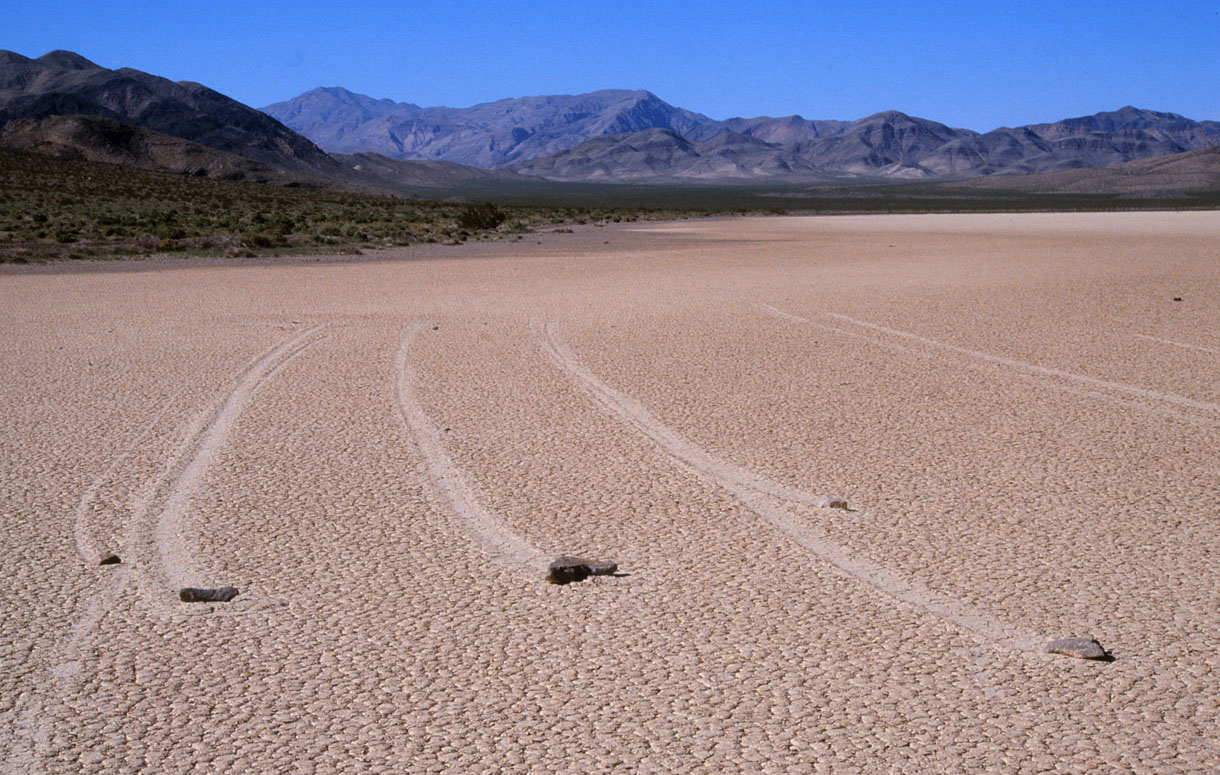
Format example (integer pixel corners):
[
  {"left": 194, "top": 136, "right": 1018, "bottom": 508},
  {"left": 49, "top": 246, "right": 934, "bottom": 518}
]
[{"left": 0, "top": 49, "right": 335, "bottom": 175}]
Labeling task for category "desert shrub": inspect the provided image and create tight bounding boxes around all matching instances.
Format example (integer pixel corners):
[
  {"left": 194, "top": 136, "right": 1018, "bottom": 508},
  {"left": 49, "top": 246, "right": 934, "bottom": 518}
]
[
  {"left": 242, "top": 230, "right": 284, "bottom": 248},
  {"left": 457, "top": 202, "right": 505, "bottom": 231}
]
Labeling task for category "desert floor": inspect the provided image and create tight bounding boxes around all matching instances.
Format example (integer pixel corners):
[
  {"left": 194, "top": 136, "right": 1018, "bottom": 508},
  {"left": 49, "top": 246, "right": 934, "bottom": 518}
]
[{"left": 2, "top": 212, "right": 1219, "bottom": 774}]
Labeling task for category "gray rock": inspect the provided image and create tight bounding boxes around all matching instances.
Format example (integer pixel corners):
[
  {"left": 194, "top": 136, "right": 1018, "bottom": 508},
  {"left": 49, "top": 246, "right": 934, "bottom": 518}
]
[
  {"left": 1045, "top": 637, "right": 1108, "bottom": 660},
  {"left": 818, "top": 496, "right": 849, "bottom": 509},
  {"left": 585, "top": 559, "right": 618, "bottom": 576},
  {"left": 546, "top": 556, "right": 618, "bottom": 585},
  {"left": 546, "top": 559, "right": 589, "bottom": 585},
  {"left": 179, "top": 586, "right": 240, "bottom": 603},
  {"left": 96, "top": 553, "right": 121, "bottom": 566}
]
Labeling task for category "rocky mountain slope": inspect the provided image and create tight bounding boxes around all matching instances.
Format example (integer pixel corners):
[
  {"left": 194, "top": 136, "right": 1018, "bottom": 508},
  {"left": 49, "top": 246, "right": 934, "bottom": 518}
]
[
  {"left": 510, "top": 111, "right": 979, "bottom": 182},
  {"left": 0, "top": 50, "right": 341, "bottom": 176},
  {"left": 0, "top": 114, "right": 299, "bottom": 183},
  {"left": 332, "top": 151, "right": 536, "bottom": 188},
  {"left": 506, "top": 128, "right": 812, "bottom": 182},
  {"left": 264, "top": 85, "right": 863, "bottom": 170},
  {"left": 922, "top": 107, "right": 1220, "bottom": 178}
]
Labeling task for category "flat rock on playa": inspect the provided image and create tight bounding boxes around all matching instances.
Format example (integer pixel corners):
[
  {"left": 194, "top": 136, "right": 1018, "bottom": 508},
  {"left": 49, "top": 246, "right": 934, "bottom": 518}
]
[
  {"left": 179, "top": 586, "right": 240, "bottom": 603},
  {"left": 546, "top": 556, "right": 618, "bottom": 584},
  {"left": 5, "top": 213, "right": 1220, "bottom": 773},
  {"left": 1045, "top": 637, "right": 1109, "bottom": 660}
]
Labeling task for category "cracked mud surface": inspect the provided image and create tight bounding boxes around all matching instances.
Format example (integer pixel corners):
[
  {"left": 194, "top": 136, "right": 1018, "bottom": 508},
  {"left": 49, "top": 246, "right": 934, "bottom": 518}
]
[{"left": 3, "top": 213, "right": 1219, "bottom": 773}]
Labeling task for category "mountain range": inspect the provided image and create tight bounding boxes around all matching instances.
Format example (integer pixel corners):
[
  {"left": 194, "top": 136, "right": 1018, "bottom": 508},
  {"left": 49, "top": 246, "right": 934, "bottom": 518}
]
[
  {"left": 265, "top": 86, "right": 1220, "bottom": 182},
  {"left": 2, "top": 48, "right": 1219, "bottom": 194}
]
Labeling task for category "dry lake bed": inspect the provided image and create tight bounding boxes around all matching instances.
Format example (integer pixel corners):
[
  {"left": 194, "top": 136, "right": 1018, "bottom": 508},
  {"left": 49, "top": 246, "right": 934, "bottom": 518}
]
[{"left": 2, "top": 212, "right": 1219, "bottom": 773}]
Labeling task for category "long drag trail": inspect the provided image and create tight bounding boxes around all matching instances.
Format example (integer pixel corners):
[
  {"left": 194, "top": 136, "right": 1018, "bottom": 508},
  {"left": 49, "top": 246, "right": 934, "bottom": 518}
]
[
  {"left": 146, "top": 325, "right": 325, "bottom": 597},
  {"left": 71, "top": 394, "right": 177, "bottom": 565},
  {"left": 4, "top": 325, "right": 324, "bottom": 775},
  {"left": 1132, "top": 332, "right": 1220, "bottom": 356},
  {"left": 822, "top": 310, "right": 1220, "bottom": 415},
  {"left": 394, "top": 323, "right": 551, "bottom": 575},
  {"left": 539, "top": 321, "right": 1043, "bottom": 653},
  {"left": 757, "top": 302, "right": 1220, "bottom": 427}
]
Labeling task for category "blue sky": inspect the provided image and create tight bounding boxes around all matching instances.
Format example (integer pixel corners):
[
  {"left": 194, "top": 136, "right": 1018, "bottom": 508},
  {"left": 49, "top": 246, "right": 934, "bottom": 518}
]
[{"left": 7, "top": 0, "right": 1219, "bottom": 130}]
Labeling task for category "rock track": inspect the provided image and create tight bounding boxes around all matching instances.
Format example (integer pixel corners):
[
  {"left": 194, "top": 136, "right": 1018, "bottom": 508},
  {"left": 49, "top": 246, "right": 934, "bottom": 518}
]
[
  {"left": 757, "top": 302, "right": 1220, "bottom": 428},
  {"left": 71, "top": 395, "right": 177, "bottom": 566},
  {"left": 821, "top": 310, "right": 1220, "bottom": 415},
  {"left": 1132, "top": 332, "right": 1220, "bottom": 356},
  {"left": 143, "top": 324, "right": 326, "bottom": 600},
  {"left": 539, "top": 320, "right": 1044, "bottom": 653},
  {"left": 3, "top": 325, "right": 324, "bottom": 773},
  {"left": 394, "top": 322, "right": 551, "bottom": 575}
]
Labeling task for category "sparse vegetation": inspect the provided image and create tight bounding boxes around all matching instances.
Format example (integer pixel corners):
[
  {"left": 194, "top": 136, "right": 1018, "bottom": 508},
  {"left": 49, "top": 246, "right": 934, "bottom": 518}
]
[
  {"left": 456, "top": 202, "right": 506, "bottom": 231},
  {"left": 0, "top": 149, "right": 691, "bottom": 262}
]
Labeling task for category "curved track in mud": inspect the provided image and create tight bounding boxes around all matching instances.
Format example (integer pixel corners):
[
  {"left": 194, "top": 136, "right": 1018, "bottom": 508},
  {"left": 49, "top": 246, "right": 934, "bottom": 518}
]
[
  {"left": 5, "top": 325, "right": 325, "bottom": 774},
  {"left": 394, "top": 323, "right": 551, "bottom": 575},
  {"left": 539, "top": 321, "right": 1044, "bottom": 653}
]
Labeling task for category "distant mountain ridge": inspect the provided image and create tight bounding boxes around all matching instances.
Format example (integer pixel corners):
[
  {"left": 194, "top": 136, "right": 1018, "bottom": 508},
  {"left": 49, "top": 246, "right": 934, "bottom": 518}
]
[
  {"left": 510, "top": 106, "right": 1220, "bottom": 182},
  {"left": 266, "top": 85, "right": 1220, "bottom": 182},
  {"left": 263, "top": 86, "right": 714, "bottom": 167}
]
